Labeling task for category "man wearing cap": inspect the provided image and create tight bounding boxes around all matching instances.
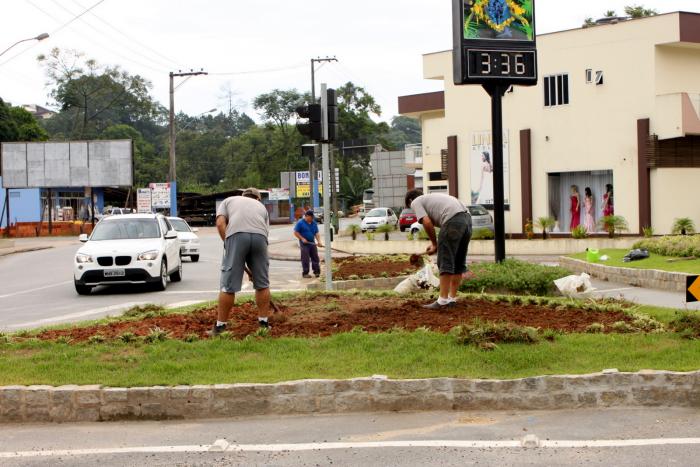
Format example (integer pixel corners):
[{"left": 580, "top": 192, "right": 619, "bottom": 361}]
[
  {"left": 293, "top": 210, "right": 323, "bottom": 278},
  {"left": 210, "top": 187, "right": 271, "bottom": 336}
]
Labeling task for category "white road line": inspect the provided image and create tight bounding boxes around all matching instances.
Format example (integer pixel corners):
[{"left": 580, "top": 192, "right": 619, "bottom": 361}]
[
  {"left": 2, "top": 437, "right": 700, "bottom": 458},
  {"left": 166, "top": 300, "right": 205, "bottom": 309},
  {"left": 5, "top": 302, "right": 148, "bottom": 330},
  {"left": 587, "top": 287, "right": 635, "bottom": 295},
  {"left": 0, "top": 280, "right": 72, "bottom": 299}
]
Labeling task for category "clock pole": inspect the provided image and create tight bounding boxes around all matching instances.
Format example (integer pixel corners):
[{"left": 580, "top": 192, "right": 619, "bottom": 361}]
[{"left": 483, "top": 84, "right": 508, "bottom": 263}]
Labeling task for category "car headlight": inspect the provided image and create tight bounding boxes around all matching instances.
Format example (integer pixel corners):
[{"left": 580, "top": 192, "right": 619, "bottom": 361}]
[
  {"left": 76, "top": 253, "right": 93, "bottom": 264},
  {"left": 137, "top": 250, "right": 160, "bottom": 261}
]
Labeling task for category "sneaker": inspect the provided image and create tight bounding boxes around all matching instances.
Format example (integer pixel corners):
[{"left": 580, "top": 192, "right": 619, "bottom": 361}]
[
  {"left": 258, "top": 317, "right": 269, "bottom": 328},
  {"left": 422, "top": 301, "right": 450, "bottom": 310},
  {"left": 314, "top": 273, "right": 321, "bottom": 278},
  {"left": 207, "top": 323, "right": 227, "bottom": 337},
  {"left": 302, "top": 274, "right": 312, "bottom": 279}
]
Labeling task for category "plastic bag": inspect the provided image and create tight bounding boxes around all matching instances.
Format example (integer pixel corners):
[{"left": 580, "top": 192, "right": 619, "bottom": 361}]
[
  {"left": 623, "top": 249, "right": 649, "bottom": 263},
  {"left": 554, "top": 273, "right": 595, "bottom": 296},
  {"left": 394, "top": 257, "right": 440, "bottom": 294}
]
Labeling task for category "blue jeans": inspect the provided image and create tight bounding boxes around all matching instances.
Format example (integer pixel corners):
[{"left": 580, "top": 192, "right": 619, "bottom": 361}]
[{"left": 300, "top": 242, "right": 320, "bottom": 275}]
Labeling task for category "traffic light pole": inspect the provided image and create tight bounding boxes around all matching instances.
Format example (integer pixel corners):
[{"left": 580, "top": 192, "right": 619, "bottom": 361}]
[
  {"left": 483, "top": 84, "right": 508, "bottom": 263},
  {"left": 310, "top": 57, "right": 337, "bottom": 210},
  {"left": 321, "top": 83, "right": 333, "bottom": 290}
]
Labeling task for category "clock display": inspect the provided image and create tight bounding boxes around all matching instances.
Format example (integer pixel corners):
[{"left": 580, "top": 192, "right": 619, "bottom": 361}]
[{"left": 467, "top": 49, "right": 536, "bottom": 80}]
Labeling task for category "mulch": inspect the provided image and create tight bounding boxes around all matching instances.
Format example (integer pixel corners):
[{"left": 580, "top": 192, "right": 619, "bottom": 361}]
[{"left": 333, "top": 257, "right": 420, "bottom": 280}]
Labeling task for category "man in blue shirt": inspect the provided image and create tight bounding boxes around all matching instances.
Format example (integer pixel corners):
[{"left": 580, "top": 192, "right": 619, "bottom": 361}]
[{"left": 293, "top": 210, "right": 323, "bottom": 278}]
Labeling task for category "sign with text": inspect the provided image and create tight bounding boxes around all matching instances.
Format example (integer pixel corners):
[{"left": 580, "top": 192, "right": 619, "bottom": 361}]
[
  {"left": 453, "top": 0, "right": 537, "bottom": 85},
  {"left": 136, "top": 188, "right": 153, "bottom": 214},
  {"left": 269, "top": 188, "right": 290, "bottom": 201},
  {"left": 688, "top": 276, "right": 700, "bottom": 303},
  {"left": 470, "top": 130, "right": 510, "bottom": 209},
  {"left": 149, "top": 182, "right": 171, "bottom": 209}
]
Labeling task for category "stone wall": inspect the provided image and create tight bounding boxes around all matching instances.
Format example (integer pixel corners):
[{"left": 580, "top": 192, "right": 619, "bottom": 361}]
[
  {"left": 559, "top": 257, "right": 690, "bottom": 292},
  {"left": 1, "top": 370, "right": 698, "bottom": 423}
]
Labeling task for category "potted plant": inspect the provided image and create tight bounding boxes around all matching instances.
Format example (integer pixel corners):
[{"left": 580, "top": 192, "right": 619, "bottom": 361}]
[
  {"left": 600, "top": 215, "right": 628, "bottom": 239},
  {"left": 534, "top": 216, "right": 556, "bottom": 240},
  {"left": 376, "top": 223, "right": 395, "bottom": 241},
  {"left": 672, "top": 218, "right": 696, "bottom": 236},
  {"left": 347, "top": 224, "right": 361, "bottom": 241}
]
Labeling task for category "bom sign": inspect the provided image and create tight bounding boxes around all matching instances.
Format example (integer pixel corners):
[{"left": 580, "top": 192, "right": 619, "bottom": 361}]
[{"left": 453, "top": 0, "right": 538, "bottom": 86}]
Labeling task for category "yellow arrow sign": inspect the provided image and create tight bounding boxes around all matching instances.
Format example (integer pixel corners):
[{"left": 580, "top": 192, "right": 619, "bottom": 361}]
[{"left": 687, "top": 276, "right": 700, "bottom": 303}]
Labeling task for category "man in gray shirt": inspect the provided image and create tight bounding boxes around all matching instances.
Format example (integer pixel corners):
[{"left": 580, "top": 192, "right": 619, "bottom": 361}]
[
  {"left": 210, "top": 187, "right": 271, "bottom": 336},
  {"left": 405, "top": 189, "right": 472, "bottom": 309}
]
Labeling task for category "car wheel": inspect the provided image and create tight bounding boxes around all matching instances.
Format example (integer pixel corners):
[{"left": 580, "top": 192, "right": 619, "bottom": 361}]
[
  {"left": 74, "top": 282, "right": 92, "bottom": 295},
  {"left": 400, "top": 226, "right": 405, "bottom": 232},
  {"left": 190, "top": 255, "right": 200, "bottom": 262},
  {"left": 154, "top": 260, "right": 168, "bottom": 291},
  {"left": 170, "top": 260, "right": 183, "bottom": 282}
]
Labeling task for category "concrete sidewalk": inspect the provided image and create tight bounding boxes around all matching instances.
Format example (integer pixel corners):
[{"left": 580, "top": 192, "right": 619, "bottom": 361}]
[{"left": 0, "top": 236, "right": 77, "bottom": 257}]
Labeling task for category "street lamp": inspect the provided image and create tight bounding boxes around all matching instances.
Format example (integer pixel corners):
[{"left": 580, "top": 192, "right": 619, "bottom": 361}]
[
  {"left": 0, "top": 33, "right": 49, "bottom": 57},
  {"left": 177, "top": 108, "right": 218, "bottom": 133}
]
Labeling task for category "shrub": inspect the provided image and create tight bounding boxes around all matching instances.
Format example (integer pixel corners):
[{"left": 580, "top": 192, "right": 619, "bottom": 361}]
[
  {"left": 365, "top": 231, "right": 375, "bottom": 241},
  {"left": 406, "top": 232, "right": 415, "bottom": 241},
  {"left": 672, "top": 218, "right": 696, "bottom": 236},
  {"left": 571, "top": 225, "right": 588, "bottom": 239},
  {"left": 123, "top": 304, "right": 166, "bottom": 318},
  {"left": 184, "top": 333, "right": 200, "bottom": 343},
  {"left": 453, "top": 319, "right": 540, "bottom": 348},
  {"left": 670, "top": 313, "right": 700, "bottom": 339},
  {"left": 611, "top": 321, "right": 634, "bottom": 333},
  {"left": 642, "top": 226, "right": 654, "bottom": 238},
  {"left": 347, "top": 274, "right": 360, "bottom": 280},
  {"left": 599, "top": 215, "right": 628, "bottom": 239},
  {"left": 347, "top": 224, "right": 362, "bottom": 241},
  {"left": 88, "top": 334, "right": 106, "bottom": 344},
  {"left": 472, "top": 228, "right": 495, "bottom": 240},
  {"left": 144, "top": 327, "right": 169, "bottom": 343},
  {"left": 376, "top": 223, "right": 394, "bottom": 241},
  {"left": 0, "top": 334, "right": 12, "bottom": 345},
  {"left": 585, "top": 323, "right": 605, "bottom": 334},
  {"left": 119, "top": 332, "right": 138, "bottom": 344},
  {"left": 253, "top": 327, "right": 270, "bottom": 338},
  {"left": 459, "top": 259, "right": 571, "bottom": 296},
  {"left": 535, "top": 217, "right": 556, "bottom": 240},
  {"left": 633, "top": 235, "right": 700, "bottom": 258}
]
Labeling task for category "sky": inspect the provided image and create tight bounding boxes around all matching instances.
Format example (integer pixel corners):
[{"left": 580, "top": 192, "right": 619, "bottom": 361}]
[{"left": 1, "top": 0, "right": 698, "bottom": 123}]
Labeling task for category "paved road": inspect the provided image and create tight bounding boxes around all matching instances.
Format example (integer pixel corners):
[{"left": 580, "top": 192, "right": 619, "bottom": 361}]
[
  {"left": 0, "top": 226, "right": 308, "bottom": 331},
  {"left": 1, "top": 408, "right": 699, "bottom": 466}
]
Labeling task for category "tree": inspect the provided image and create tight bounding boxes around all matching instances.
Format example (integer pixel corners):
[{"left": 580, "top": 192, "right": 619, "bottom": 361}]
[
  {"left": 583, "top": 17, "right": 595, "bottom": 27},
  {"left": 624, "top": 5, "right": 658, "bottom": 18},
  {"left": 384, "top": 116, "right": 421, "bottom": 150},
  {"left": 253, "top": 89, "right": 304, "bottom": 135},
  {"left": 101, "top": 124, "right": 165, "bottom": 187},
  {"left": 0, "top": 98, "right": 48, "bottom": 142}
]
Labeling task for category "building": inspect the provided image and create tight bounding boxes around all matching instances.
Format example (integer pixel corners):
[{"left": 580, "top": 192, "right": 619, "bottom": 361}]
[
  {"left": 21, "top": 104, "right": 55, "bottom": 120},
  {"left": 399, "top": 12, "right": 700, "bottom": 235}
]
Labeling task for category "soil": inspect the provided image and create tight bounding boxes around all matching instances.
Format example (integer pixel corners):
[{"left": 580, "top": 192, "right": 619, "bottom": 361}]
[
  {"left": 35, "top": 295, "right": 635, "bottom": 343},
  {"left": 333, "top": 256, "right": 421, "bottom": 280}
]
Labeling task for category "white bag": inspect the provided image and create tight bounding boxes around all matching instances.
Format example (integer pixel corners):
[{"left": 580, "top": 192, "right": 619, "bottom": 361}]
[
  {"left": 394, "top": 257, "right": 440, "bottom": 294},
  {"left": 554, "top": 273, "right": 595, "bottom": 296}
]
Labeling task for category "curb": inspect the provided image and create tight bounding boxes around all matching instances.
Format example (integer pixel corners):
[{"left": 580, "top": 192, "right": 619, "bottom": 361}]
[
  {"left": 0, "top": 246, "right": 54, "bottom": 258},
  {"left": 1, "top": 370, "right": 698, "bottom": 423},
  {"left": 559, "top": 257, "right": 690, "bottom": 292}
]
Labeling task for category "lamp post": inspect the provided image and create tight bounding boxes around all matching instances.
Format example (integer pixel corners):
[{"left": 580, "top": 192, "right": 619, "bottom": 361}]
[{"left": 0, "top": 33, "right": 49, "bottom": 57}]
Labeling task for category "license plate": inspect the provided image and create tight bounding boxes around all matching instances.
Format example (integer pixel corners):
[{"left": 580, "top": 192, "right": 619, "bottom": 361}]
[{"left": 104, "top": 269, "right": 126, "bottom": 278}]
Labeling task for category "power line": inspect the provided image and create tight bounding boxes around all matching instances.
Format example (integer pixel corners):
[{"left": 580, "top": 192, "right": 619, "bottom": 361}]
[{"left": 0, "top": 0, "right": 107, "bottom": 67}]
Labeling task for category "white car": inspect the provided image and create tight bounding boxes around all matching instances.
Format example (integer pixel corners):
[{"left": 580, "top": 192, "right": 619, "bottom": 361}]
[
  {"left": 360, "top": 207, "right": 398, "bottom": 232},
  {"left": 168, "top": 217, "right": 200, "bottom": 262},
  {"left": 73, "top": 214, "right": 182, "bottom": 295}
]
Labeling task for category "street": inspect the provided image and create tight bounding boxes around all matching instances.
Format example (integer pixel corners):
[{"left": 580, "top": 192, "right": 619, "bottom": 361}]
[
  {"left": 1, "top": 408, "right": 699, "bottom": 466},
  {"left": 0, "top": 226, "right": 307, "bottom": 331}
]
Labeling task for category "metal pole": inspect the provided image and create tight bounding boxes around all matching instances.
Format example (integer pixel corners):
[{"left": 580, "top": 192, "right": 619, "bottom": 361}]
[
  {"left": 330, "top": 148, "right": 340, "bottom": 235},
  {"left": 4, "top": 189, "right": 10, "bottom": 238},
  {"left": 321, "top": 83, "right": 333, "bottom": 290},
  {"left": 168, "top": 72, "right": 177, "bottom": 217},
  {"left": 484, "top": 84, "right": 507, "bottom": 263},
  {"left": 309, "top": 59, "right": 318, "bottom": 210},
  {"left": 47, "top": 188, "right": 53, "bottom": 235}
]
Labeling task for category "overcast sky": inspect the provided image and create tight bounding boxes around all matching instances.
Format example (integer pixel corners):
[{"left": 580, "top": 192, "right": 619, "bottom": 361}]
[{"left": 1, "top": 0, "right": 698, "bottom": 122}]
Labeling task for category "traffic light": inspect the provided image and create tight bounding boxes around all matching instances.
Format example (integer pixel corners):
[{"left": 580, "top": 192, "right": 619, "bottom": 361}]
[
  {"left": 326, "top": 88, "right": 338, "bottom": 143},
  {"left": 295, "top": 103, "right": 322, "bottom": 141}
]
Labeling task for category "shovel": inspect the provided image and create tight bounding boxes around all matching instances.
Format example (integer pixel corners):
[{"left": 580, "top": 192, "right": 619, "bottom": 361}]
[{"left": 244, "top": 265, "right": 281, "bottom": 313}]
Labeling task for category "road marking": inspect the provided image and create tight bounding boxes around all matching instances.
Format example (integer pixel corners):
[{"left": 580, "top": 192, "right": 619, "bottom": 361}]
[
  {"left": 2, "top": 437, "right": 700, "bottom": 458},
  {"left": 587, "top": 287, "right": 635, "bottom": 295},
  {"left": 0, "top": 280, "right": 72, "bottom": 299},
  {"left": 166, "top": 300, "right": 204, "bottom": 309},
  {"left": 5, "top": 302, "right": 148, "bottom": 330}
]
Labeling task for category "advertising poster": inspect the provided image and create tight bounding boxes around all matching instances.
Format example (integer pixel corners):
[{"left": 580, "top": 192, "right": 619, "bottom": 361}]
[
  {"left": 269, "top": 188, "right": 290, "bottom": 201},
  {"left": 462, "top": 0, "right": 534, "bottom": 41},
  {"left": 136, "top": 188, "right": 153, "bottom": 214},
  {"left": 149, "top": 182, "right": 171, "bottom": 209},
  {"left": 470, "top": 130, "right": 510, "bottom": 209}
]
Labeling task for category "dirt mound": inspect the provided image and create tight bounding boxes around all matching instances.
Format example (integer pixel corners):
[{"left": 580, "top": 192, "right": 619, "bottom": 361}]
[
  {"left": 333, "top": 256, "right": 419, "bottom": 280},
  {"left": 36, "top": 296, "right": 634, "bottom": 343}
]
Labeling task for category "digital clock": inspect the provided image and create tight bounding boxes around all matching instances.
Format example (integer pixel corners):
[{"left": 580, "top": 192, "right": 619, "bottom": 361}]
[{"left": 466, "top": 49, "right": 536, "bottom": 80}]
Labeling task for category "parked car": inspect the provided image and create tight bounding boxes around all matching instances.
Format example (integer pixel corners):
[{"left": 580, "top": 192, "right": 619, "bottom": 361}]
[
  {"left": 409, "top": 204, "right": 493, "bottom": 235},
  {"left": 168, "top": 216, "right": 200, "bottom": 262},
  {"left": 399, "top": 208, "right": 418, "bottom": 232},
  {"left": 315, "top": 207, "right": 325, "bottom": 224},
  {"left": 73, "top": 214, "right": 182, "bottom": 295},
  {"left": 360, "top": 207, "right": 398, "bottom": 232}
]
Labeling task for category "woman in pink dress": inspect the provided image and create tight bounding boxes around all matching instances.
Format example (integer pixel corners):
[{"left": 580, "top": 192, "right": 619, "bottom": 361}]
[
  {"left": 602, "top": 184, "right": 614, "bottom": 217},
  {"left": 584, "top": 187, "right": 595, "bottom": 232},
  {"left": 569, "top": 185, "right": 581, "bottom": 231}
]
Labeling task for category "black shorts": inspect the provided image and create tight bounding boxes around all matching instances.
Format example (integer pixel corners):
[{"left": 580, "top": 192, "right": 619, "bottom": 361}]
[{"left": 437, "top": 212, "right": 472, "bottom": 275}]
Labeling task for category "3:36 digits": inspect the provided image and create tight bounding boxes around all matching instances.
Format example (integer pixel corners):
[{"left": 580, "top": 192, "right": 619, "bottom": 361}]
[{"left": 478, "top": 52, "right": 527, "bottom": 75}]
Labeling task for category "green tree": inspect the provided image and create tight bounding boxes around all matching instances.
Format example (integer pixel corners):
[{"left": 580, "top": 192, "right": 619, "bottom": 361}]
[
  {"left": 604, "top": 10, "right": 617, "bottom": 17},
  {"left": 624, "top": 5, "right": 658, "bottom": 18},
  {"left": 384, "top": 116, "right": 421, "bottom": 150},
  {"left": 0, "top": 99, "right": 48, "bottom": 142}
]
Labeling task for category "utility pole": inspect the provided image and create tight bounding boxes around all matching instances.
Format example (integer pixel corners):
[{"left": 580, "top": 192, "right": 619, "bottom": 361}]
[
  {"left": 309, "top": 57, "right": 337, "bottom": 209},
  {"left": 169, "top": 69, "right": 207, "bottom": 217}
]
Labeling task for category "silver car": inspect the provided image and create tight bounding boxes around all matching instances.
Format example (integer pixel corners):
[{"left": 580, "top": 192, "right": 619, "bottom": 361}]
[{"left": 410, "top": 204, "right": 493, "bottom": 234}]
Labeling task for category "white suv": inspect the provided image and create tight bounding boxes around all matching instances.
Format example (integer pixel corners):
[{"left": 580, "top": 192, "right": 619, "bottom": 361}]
[{"left": 73, "top": 214, "right": 182, "bottom": 295}]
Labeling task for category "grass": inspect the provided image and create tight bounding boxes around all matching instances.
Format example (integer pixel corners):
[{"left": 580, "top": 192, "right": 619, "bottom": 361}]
[
  {"left": 569, "top": 249, "right": 700, "bottom": 274},
  {"left": 0, "top": 300, "right": 696, "bottom": 387}
]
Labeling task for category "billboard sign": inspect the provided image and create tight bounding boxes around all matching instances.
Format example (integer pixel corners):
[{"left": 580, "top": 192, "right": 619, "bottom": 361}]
[
  {"left": 269, "top": 188, "right": 290, "bottom": 201},
  {"left": 1, "top": 140, "right": 133, "bottom": 188},
  {"left": 453, "top": 0, "right": 537, "bottom": 85},
  {"left": 136, "top": 188, "right": 153, "bottom": 214},
  {"left": 149, "top": 183, "right": 171, "bottom": 209},
  {"left": 470, "top": 130, "right": 510, "bottom": 209}
]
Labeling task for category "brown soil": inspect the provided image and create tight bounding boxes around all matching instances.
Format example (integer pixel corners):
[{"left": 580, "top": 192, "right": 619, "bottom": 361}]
[
  {"left": 36, "top": 296, "right": 634, "bottom": 343},
  {"left": 333, "top": 257, "right": 420, "bottom": 280}
]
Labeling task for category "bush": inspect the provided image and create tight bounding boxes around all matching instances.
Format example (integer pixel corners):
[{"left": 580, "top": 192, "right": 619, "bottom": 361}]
[
  {"left": 633, "top": 235, "right": 700, "bottom": 258},
  {"left": 642, "top": 226, "right": 654, "bottom": 238},
  {"left": 599, "top": 215, "right": 628, "bottom": 239},
  {"left": 535, "top": 217, "right": 556, "bottom": 240},
  {"left": 571, "top": 225, "right": 588, "bottom": 239},
  {"left": 672, "top": 218, "right": 696, "bottom": 236},
  {"left": 472, "top": 228, "right": 495, "bottom": 240},
  {"left": 585, "top": 323, "right": 605, "bottom": 334},
  {"left": 123, "top": 304, "right": 166, "bottom": 319},
  {"left": 452, "top": 320, "right": 540, "bottom": 348},
  {"left": 119, "top": 332, "right": 138, "bottom": 344},
  {"left": 144, "top": 327, "right": 169, "bottom": 343},
  {"left": 88, "top": 335, "right": 106, "bottom": 344},
  {"left": 670, "top": 313, "right": 700, "bottom": 339},
  {"left": 459, "top": 259, "right": 571, "bottom": 296}
]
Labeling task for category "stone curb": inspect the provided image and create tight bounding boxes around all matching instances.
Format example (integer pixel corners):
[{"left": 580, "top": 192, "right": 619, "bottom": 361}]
[
  {"left": 307, "top": 276, "right": 408, "bottom": 291},
  {"left": 0, "top": 246, "right": 53, "bottom": 258},
  {"left": 1, "top": 370, "right": 698, "bottom": 423},
  {"left": 559, "top": 257, "right": 691, "bottom": 292}
]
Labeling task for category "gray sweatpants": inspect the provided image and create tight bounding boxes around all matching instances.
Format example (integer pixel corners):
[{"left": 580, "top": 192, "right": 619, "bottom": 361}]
[{"left": 220, "top": 233, "right": 269, "bottom": 293}]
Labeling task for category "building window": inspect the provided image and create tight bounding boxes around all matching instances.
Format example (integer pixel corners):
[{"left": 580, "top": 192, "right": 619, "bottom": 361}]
[
  {"left": 428, "top": 171, "right": 448, "bottom": 182},
  {"left": 544, "top": 74, "right": 569, "bottom": 107},
  {"left": 585, "top": 69, "right": 593, "bottom": 83},
  {"left": 595, "top": 70, "right": 604, "bottom": 85}
]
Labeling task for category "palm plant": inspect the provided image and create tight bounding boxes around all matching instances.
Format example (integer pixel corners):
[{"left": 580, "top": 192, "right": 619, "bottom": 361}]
[
  {"left": 347, "top": 224, "right": 362, "bottom": 241},
  {"left": 375, "top": 223, "right": 395, "bottom": 241},
  {"left": 534, "top": 216, "right": 556, "bottom": 240},
  {"left": 672, "top": 218, "right": 696, "bottom": 236},
  {"left": 599, "top": 215, "right": 628, "bottom": 239}
]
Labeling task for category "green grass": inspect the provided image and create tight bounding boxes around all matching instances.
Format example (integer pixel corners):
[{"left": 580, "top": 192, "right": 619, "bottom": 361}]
[
  {"left": 570, "top": 249, "right": 700, "bottom": 274},
  {"left": 0, "top": 304, "right": 697, "bottom": 386}
]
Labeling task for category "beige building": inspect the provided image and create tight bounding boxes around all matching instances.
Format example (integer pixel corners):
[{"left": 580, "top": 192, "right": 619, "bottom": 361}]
[{"left": 399, "top": 12, "right": 700, "bottom": 235}]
